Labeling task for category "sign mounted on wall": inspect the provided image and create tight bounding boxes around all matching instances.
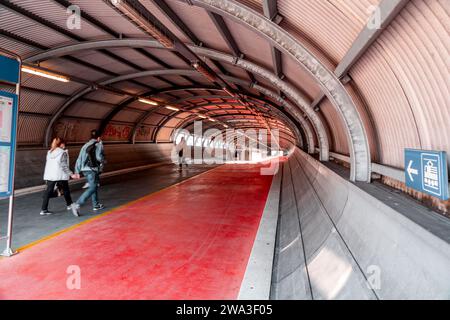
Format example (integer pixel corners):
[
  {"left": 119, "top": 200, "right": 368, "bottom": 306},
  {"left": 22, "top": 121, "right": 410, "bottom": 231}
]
[
  {"left": 0, "top": 55, "right": 20, "bottom": 84},
  {"left": 405, "top": 149, "right": 449, "bottom": 201},
  {"left": 0, "top": 91, "right": 18, "bottom": 197},
  {"left": 0, "top": 51, "right": 21, "bottom": 257}
]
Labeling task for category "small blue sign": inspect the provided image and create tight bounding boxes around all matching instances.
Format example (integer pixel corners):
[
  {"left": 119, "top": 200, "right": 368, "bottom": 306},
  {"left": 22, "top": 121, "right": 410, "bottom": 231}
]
[
  {"left": 405, "top": 149, "right": 449, "bottom": 200},
  {"left": 0, "top": 55, "right": 20, "bottom": 84}
]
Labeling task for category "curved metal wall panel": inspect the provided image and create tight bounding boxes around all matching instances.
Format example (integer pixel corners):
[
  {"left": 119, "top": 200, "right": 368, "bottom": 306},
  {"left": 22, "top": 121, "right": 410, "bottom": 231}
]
[
  {"left": 18, "top": 88, "right": 66, "bottom": 114},
  {"left": 84, "top": 90, "right": 128, "bottom": 105},
  {"left": 282, "top": 53, "right": 321, "bottom": 100},
  {"left": 277, "top": 0, "right": 381, "bottom": 65},
  {"left": 111, "top": 109, "right": 144, "bottom": 123},
  {"left": 17, "top": 115, "right": 49, "bottom": 145},
  {"left": 349, "top": 0, "right": 449, "bottom": 168},
  {"left": 235, "top": 0, "right": 263, "bottom": 14},
  {"left": 222, "top": 15, "right": 274, "bottom": 70},
  {"left": 64, "top": 100, "right": 113, "bottom": 119}
]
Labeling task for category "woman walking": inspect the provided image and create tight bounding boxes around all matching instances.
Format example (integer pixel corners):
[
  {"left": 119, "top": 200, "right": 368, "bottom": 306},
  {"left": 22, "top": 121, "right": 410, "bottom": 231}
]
[
  {"left": 175, "top": 136, "right": 188, "bottom": 171},
  {"left": 40, "top": 137, "right": 79, "bottom": 216}
]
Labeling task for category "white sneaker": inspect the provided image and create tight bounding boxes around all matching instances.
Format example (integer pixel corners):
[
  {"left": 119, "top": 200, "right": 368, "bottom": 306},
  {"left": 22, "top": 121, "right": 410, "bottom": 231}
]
[
  {"left": 70, "top": 203, "right": 80, "bottom": 217},
  {"left": 40, "top": 210, "right": 53, "bottom": 216}
]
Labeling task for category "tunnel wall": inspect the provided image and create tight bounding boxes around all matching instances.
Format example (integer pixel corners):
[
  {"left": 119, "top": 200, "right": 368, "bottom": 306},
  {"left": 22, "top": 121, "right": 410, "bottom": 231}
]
[
  {"left": 13, "top": 143, "right": 240, "bottom": 190},
  {"left": 272, "top": 148, "right": 450, "bottom": 300},
  {"left": 14, "top": 143, "right": 173, "bottom": 189}
]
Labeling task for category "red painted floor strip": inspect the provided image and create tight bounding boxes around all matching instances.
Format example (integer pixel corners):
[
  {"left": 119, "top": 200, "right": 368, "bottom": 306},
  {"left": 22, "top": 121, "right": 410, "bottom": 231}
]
[{"left": 0, "top": 164, "right": 273, "bottom": 300}]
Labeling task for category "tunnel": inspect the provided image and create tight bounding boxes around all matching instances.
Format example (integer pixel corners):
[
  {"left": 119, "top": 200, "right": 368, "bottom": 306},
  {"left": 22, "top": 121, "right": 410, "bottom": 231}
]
[{"left": 0, "top": 0, "right": 449, "bottom": 301}]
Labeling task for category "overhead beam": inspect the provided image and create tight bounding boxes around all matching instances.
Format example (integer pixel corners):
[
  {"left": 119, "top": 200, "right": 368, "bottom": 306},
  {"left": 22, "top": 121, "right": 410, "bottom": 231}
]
[
  {"left": 110, "top": 0, "right": 232, "bottom": 91},
  {"left": 262, "top": 0, "right": 284, "bottom": 82},
  {"left": 189, "top": 0, "right": 371, "bottom": 181},
  {"left": 152, "top": 0, "right": 203, "bottom": 46},
  {"left": 26, "top": 40, "right": 319, "bottom": 154},
  {"left": 0, "top": 0, "right": 157, "bottom": 90},
  {"left": 130, "top": 82, "right": 310, "bottom": 151},
  {"left": 313, "top": 0, "right": 409, "bottom": 110},
  {"left": 262, "top": 0, "right": 281, "bottom": 22},
  {"left": 335, "top": 0, "right": 410, "bottom": 78},
  {"left": 207, "top": 12, "right": 257, "bottom": 86}
]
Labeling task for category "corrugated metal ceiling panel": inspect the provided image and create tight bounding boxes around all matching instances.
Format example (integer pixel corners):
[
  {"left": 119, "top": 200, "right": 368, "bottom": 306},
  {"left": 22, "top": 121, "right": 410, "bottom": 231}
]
[
  {"left": 70, "top": 51, "right": 137, "bottom": 74},
  {"left": 0, "top": 6, "right": 75, "bottom": 47},
  {"left": 9, "top": 0, "right": 107, "bottom": 39},
  {"left": 40, "top": 58, "right": 109, "bottom": 82},
  {"left": 70, "top": 0, "right": 147, "bottom": 37},
  {"left": 64, "top": 100, "right": 113, "bottom": 119},
  {"left": 112, "top": 108, "right": 144, "bottom": 123},
  {"left": 0, "top": 35, "right": 40, "bottom": 57},
  {"left": 139, "top": 0, "right": 191, "bottom": 44},
  {"left": 18, "top": 88, "right": 66, "bottom": 114},
  {"left": 222, "top": 16, "right": 273, "bottom": 70},
  {"left": 84, "top": 90, "right": 128, "bottom": 105},
  {"left": 162, "top": 0, "right": 231, "bottom": 53},
  {"left": 21, "top": 73, "right": 84, "bottom": 95}
]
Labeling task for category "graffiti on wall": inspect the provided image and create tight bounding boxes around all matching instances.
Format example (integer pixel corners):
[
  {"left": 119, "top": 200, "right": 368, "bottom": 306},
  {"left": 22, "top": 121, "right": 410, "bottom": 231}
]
[
  {"left": 135, "top": 126, "right": 153, "bottom": 141},
  {"left": 53, "top": 120, "right": 82, "bottom": 142},
  {"left": 102, "top": 124, "right": 132, "bottom": 141},
  {"left": 53, "top": 121, "right": 151, "bottom": 142}
]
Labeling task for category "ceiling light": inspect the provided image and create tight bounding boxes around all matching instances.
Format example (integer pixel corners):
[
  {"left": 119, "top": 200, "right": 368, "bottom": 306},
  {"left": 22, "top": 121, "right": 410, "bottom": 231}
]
[
  {"left": 223, "top": 124, "right": 229, "bottom": 128},
  {"left": 209, "top": 118, "right": 216, "bottom": 122},
  {"left": 166, "top": 106, "right": 179, "bottom": 111},
  {"left": 21, "top": 66, "right": 70, "bottom": 82},
  {"left": 198, "top": 115, "right": 207, "bottom": 119},
  {"left": 138, "top": 98, "right": 158, "bottom": 106}
]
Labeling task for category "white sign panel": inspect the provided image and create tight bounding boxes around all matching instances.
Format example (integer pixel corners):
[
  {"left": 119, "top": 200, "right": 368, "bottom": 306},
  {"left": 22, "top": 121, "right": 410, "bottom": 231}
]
[
  {"left": 0, "top": 95, "right": 13, "bottom": 143},
  {"left": 0, "top": 146, "right": 11, "bottom": 193}
]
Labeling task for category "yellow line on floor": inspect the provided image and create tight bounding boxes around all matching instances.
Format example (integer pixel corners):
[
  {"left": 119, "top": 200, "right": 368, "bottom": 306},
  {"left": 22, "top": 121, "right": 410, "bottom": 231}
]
[{"left": 3, "top": 165, "right": 223, "bottom": 257}]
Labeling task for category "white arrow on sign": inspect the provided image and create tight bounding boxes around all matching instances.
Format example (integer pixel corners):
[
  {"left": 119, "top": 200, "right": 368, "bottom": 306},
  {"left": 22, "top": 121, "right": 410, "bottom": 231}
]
[{"left": 407, "top": 160, "right": 419, "bottom": 182}]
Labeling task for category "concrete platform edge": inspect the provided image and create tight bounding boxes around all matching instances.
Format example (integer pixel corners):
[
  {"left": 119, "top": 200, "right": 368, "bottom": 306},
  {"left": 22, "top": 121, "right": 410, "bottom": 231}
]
[{"left": 238, "top": 168, "right": 282, "bottom": 300}]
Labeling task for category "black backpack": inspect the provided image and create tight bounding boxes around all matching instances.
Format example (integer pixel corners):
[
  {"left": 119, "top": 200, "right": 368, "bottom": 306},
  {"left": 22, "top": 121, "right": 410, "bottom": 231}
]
[{"left": 85, "top": 141, "right": 99, "bottom": 168}]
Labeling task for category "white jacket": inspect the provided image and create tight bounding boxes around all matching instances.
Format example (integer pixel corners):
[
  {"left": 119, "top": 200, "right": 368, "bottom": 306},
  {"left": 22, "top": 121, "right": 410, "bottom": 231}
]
[{"left": 43, "top": 148, "right": 72, "bottom": 181}]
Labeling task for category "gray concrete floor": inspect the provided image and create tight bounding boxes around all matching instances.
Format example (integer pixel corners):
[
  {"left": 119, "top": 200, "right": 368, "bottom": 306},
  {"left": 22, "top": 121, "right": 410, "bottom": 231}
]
[{"left": 0, "top": 164, "right": 215, "bottom": 250}]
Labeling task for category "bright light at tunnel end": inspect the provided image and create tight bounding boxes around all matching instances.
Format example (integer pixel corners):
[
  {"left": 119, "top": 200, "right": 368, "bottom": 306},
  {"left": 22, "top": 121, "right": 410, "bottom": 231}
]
[{"left": 171, "top": 121, "right": 283, "bottom": 176}]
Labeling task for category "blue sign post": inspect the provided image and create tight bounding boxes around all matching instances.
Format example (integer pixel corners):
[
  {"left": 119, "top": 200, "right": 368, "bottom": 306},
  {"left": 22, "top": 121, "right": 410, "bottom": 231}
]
[
  {"left": 405, "top": 149, "right": 449, "bottom": 200},
  {"left": 0, "top": 50, "right": 21, "bottom": 257}
]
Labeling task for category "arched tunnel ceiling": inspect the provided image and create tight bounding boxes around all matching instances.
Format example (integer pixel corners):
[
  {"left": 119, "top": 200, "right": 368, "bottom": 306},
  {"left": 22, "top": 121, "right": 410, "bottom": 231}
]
[{"left": 0, "top": 0, "right": 448, "bottom": 179}]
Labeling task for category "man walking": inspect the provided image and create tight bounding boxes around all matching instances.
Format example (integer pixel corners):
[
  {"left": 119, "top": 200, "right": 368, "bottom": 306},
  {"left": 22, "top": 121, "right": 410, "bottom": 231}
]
[{"left": 73, "top": 130, "right": 105, "bottom": 215}]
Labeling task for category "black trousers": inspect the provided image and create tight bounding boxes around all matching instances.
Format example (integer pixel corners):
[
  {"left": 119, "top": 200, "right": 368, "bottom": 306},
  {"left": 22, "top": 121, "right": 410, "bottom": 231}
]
[{"left": 41, "top": 180, "right": 73, "bottom": 211}]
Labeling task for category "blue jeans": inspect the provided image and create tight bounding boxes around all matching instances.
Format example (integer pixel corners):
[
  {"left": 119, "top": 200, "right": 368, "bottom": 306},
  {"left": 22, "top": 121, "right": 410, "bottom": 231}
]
[{"left": 77, "top": 171, "right": 99, "bottom": 207}]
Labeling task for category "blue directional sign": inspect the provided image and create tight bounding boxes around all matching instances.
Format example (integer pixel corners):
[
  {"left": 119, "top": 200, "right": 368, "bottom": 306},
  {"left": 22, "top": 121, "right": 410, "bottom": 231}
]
[
  {"left": 0, "top": 55, "right": 20, "bottom": 84},
  {"left": 405, "top": 149, "right": 449, "bottom": 200}
]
